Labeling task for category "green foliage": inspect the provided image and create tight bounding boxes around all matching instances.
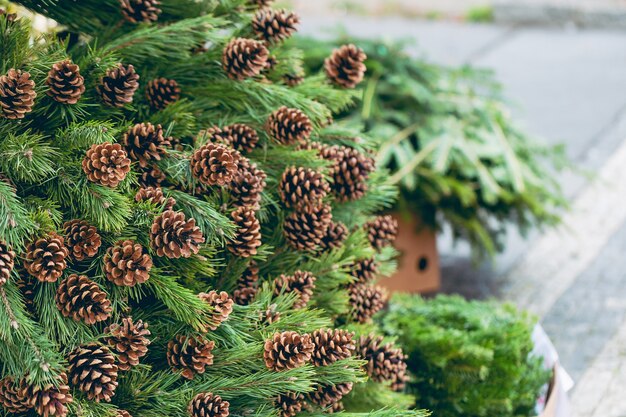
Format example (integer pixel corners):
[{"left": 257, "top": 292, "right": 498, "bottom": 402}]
[{"left": 466, "top": 6, "right": 494, "bottom": 23}]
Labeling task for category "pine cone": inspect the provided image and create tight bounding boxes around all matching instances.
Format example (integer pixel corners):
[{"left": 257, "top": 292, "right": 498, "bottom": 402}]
[
  {"left": 0, "top": 69, "right": 36, "bottom": 119},
  {"left": 327, "top": 402, "right": 344, "bottom": 413},
  {"left": 264, "top": 331, "right": 314, "bottom": 371},
  {"left": 0, "top": 241, "right": 15, "bottom": 286},
  {"left": 309, "top": 383, "right": 353, "bottom": 408},
  {"left": 55, "top": 274, "right": 113, "bottom": 324},
  {"left": 150, "top": 210, "right": 205, "bottom": 259},
  {"left": 273, "top": 270, "right": 316, "bottom": 309},
  {"left": 46, "top": 60, "right": 85, "bottom": 105},
  {"left": 283, "top": 203, "right": 332, "bottom": 251},
  {"left": 228, "top": 206, "right": 262, "bottom": 258},
  {"left": 104, "top": 240, "right": 153, "bottom": 286},
  {"left": 97, "top": 64, "right": 140, "bottom": 108},
  {"left": 123, "top": 122, "right": 170, "bottom": 168},
  {"left": 199, "top": 290, "right": 234, "bottom": 330},
  {"left": 283, "top": 73, "right": 304, "bottom": 87},
  {"left": 67, "top": 343, "right": 118, "bottom": 402},
  {"left": 16, "top": 273, "right": 37, "bottom": 314},
  {"left": 167, "top": 335, "right": 215, "bottom": 380},
  {"left": 27, "top": 373, "right": 73, "bottom": 417},
  {"left": 120, "top": 0, "right": 161, "bottom": 23},
  {"left": 252, "top": 9, "right": 300, "bottom": 44},
  {"left": 135, "top": 186, "right": 176, "bottom": 209},
  {"left": 365, "top": 215, "right": 398, "bottom": 250},
  {"left": 279, "top": 166, "right": 329, "bottom": 209},
  {"left": 311, "top": 329, "right": 355, "bottom": 367},
  {"left": 191, "top": 142, "right": 241, "bottom": 187},
  {"left": 358, "top": 335, "right": 408, "bottom": 389},
  {"left": 116, "top": 411, "right": 132, "bottom": 417},
  {"left": 188, "top": 392, "right": 230, "bottom": 417},
  {"left": 82, "top": 142, "right": 131, "bottom": 188},
  {"left": 325, "top": 145, "right": 375, "bottom": 202},
  {"left": 324, "top": 44, "right": 367, "bottom": 89},
  {"left": 233, "top": 261, "right": 259, "bottom": 305},
  {"left": 348, "top": 283, "right": 386, "bottom": 324},
  {"left": 260, "top": 303, "right": 280, "bottom": 325},
  {"left": 266, "top": 106, "right": 312, "bottom": 145},
  {"left": 24, "top": 234, "right": 69, "bottom": 283},
  {"left": 318, "top": 221, "right": 348, "bottom": 252},
  {"left": 63, "top": 219, "right": 102, "bottom": 261},
  {"left": 146, "top": 77, "right": 180, "bottom": 110},
  {"left": 230, "top": 158, "right": 266, "bottom": 210},
  {"left": 104, "top": 317, "right": 151, "bottom": 371},
  {"left": 275, "top": 392, "right": 305, "bottom": 417},
  {"left": 0, "top": 377, "right": 31, "bottom": 413},
  {"left": 350, "top": 258, "right": 378, "bottom": 284},
  {"left": 139, "top": 165, "right": 167, "bottom": 187},
  {"left": 222, "top": 38, "right": 269, "bottom": 80},
  {"left": 219, "top": 123, "right": 260, "bottom": 153},
  {"left": 250, "top": 0, "right": 273, "bottom": 7}
]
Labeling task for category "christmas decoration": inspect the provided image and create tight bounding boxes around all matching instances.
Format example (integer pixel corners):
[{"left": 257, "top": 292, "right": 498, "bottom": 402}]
[
  {"left": 63, "top": 219, "right": 102, "bottom": 261},
  {"left": 279, "top": 166, "right": 329, "bottom": 209},
  {"left": 46, "top": 60, "right": 85, "bottom": 104},
  {"left": 267, "top": 106, "right": 312, "bottom": 145},
  {"left": 349, "top": 283, "right": 387, "bottom": 324},
  {"left": 0, "top": 69, "right": 36, "bottom": 119},
  {"left": 263, "top": 331, "right": 314, "bottom": 371},
  {"left": 311, "top": 328, "right": 355, "bottom": 367},
  {"left": 199, "top": 290, "right": 234, "bottom": 330},
  {"left": 0, "top": 241, "right": 15, "bottom": 286},
  {"left": 273, "top": 270, "right": 316, "bottom": 309},
  {"left": 24, "top": 233, "right": 69, "bottom": 283},
  {"left": 191, "top": 142, "right": 241, "bottom": 187},
  {"left": 150, "top": 210, "right": 204, "bottom": 259},
  {"left": 104, "top": 317, "right": 151, "bottom": 371},
  {"left": 97, "top": 64, "right": 140, "bottom": 108},
  {"left": 167, "top": 335, "right": 215, "bottom": 380},
  {"left": 55, "top": 274, "right": 113, "bottom": 324},
  {"left": 222, "top": 38, "right": 269, "bottom": 80},
  {"left": 104, "top": 240, "right": 152, "bottom": 286},
  {"left": 67, "top": 343, "right": 118, "bottom": 402},
  {"left": 283, "top": 203, "right": 332, "bottom": 251},
  {"left": 119, "top": 0, "right": 161, "bottom": 23},
  {"left": 123, "top": 122, "right": 171, "bottom": 168},
  {"left": 230, "top": 158, "right": 266, "bottom": 209},
  {"left": 227, "top": 206, "right": 262, "bottom": 258},
  {"left": 146, "top": 77, "right": 180, "bottom": 110},
  {"left": 365, "top": 215, "right": 398, "bottom": 250},
  {"left": 82, "top": 142, "right": 131, "bottom": 187},
  {"left": 188, "top": 392, "right": 230, "bottom": 417},
  {"left": 324, "top": 44, "right": 367, "bottom": 89},
  {"left": 252, "top": 8, "right": 300, "bottom": 44}
]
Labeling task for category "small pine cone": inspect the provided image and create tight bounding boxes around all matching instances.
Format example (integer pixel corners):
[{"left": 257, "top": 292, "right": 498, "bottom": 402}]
[
  {"left": 0, "top": 377, "right": 31, "bottom": 413},
  {"left": 311, "top": 329, "right": 355, "bottom": 367},
  {"left": 82, "top": 142, "right": 131, "bottom": 188},
  {"left": 24, "top": 234, "right": 69, "bottom": 283},
  {"left": 56, "top": 274, "right": 112, "bottom": 324},
  {"left": 46, "top": 60, "right": 85, "bottom": 105},
  {"left": 309, "top": 383, "right": 353, "bottom": 408},
  {"left": 324, "top": 44, "right": 367, "bottom": 89},
  {"left": 98, "top": 64, "right": 140, "bottom": 108},
  {"left": 273, "top": 270, "right": 316, "bottom": 309},
  {"left": 27, "top": 373, "right": 73, "bottom": 417},
  {"left": 123, "top": 122, "right": 170, "bottom": 168},
  {"left": 228, "top": 207, "right": 262, "bottom": 258},
  {"left": 263, "top": 331, "right": 314, "bottom": 371},
  {"left": 16, "top": 274, "right": 37, "bottom": 313},
  {"left": 104, "top": 317, "right": 151, "bottom": 371},
  {"left": 150, "top": 210, "right": 205, "bottom": 259},
  {"left": 199, "top": 291, "right": 234, "bottom": 330},
  {"left": 233, "top": 261, "right": 259, "bottom": 305},
  {"left": 260, "top": 303, "right": 280, "bottom": 325},
  {"left": 191, "top": 143, "right": 242, "bottom": 187},
  {"left": 0, "top": 69, "right": 36, "bottom": 119},
  {"left": 167, "top": 335, "right": 215, "bottom": 380},
  {"left": 283, "top": 73, "right": 304, "bottom": 87},
  {"left": 350, "top": 258, "right": 379, "bottom": 284},
  {"left": 67, "top": 343, "right": 118, "bottom": 402},
  {"left": 318, "top": 221, "right": 348, "bottom": 252},
  {"left": 116, "top": 411, "right": 132, "bottom": 417},
  {"left": 0, "top": 241, "right": 15, "bottom": 286},
  {"left": 146, "top": 78, "right": 180, "bottom": 110},
  {"left": 276, "top": 392, "right": 305, "bottom": 417},
  {"left": 348, "top": 283, "right": 386, "bottom": 324},
  {"left": 279, "top": 167, "right": 329, "bottom": 209},
  {"left": 104, "top": 240, "right": 153, "bottom": 286},
  {"left": 230, "top": 158, "right": 266, "bottom": 210},
  {"left": 222, "top": 38, "right": 269, "bottom": 80},
  {"left": 63, "top": 220, "right": 102, "bottom": 261},
  {"left": 120, "top": 0, "right": 161, "bottom": 23},
  {"left": 267, "top": 106, "right": 312, "bottom": 145},
  {"left": 221, "top": 124, "right": 259, "bottom": 153},
  {"left": 188, "top": 392, "right": 230, "bottom": 417},
  {"left": 329, "top": 146, "right": 375, "bottom": 202},
  {"left": 283, "top": 203, "right": 332, "bottom": 252},
  {"left": 139, "top": 165, "right": 167, "bottom": 187},
  {"left": 365, "top": 215, "right": 398, "bottom": 250},
  {"left": 252, "top": 9, "right": 300, "bottom": 44},
  {"left": 135, "top": 186, "right": 176, "bottom": 209},
  {"left": 358, "top": 335, "right": 408, "bottom": 389}
]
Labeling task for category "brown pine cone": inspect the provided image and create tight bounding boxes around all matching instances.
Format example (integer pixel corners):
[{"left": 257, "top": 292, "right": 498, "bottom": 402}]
[
  {"left": 230, "top": 158, "right": 266, "bottom": 210},
  {"left": 324, "top": 44, "right": 367, "bottom": 89},
  {"left": 104, "top": 240, "right": 153, "bottom": 286},
  {"left": 266, "top": 106, "right": 312, "bottom": 145},
  {"left": 275, "top": 392, "right": 305, "bottom": 417},
  {"left": 116, "top": 411, "right": 133, "bottom": 417},
  {"left": 233, "top": 261, "right": 259, "bottom": 305},
  {"left": 326, "top": 145, "right": 375, "bottom": 202},
  {"left": 283, "top": 73, "right": 304, "bottom": 87},
  {"left": 220, "top": 124, "right": 260, "bottom": 153},
  {"left": 63, "top": 219, "right": 102, "bottom": 261},
  {"left": 0, "top": 69, "right": 36, "bottom": 119},
  {"left": 357, "top": 335, "right": 408, "bottom": 389},
  {"left": 0, "top": 377, "right": 31, "bottom": 413},
  {"left": 348, "top": 283, "right": 386, "bottom": 324},
  {"left": 55, "top": 274, "right": 112, "bottom": 325},
  {"left": 67, "top": 343, "right": 118, "bottom": 402},
  {"left": 150, "top": 210, "right": 205, "bottom": 259},
  {"left": 250, "top": 0, "right": 273, "bottom": 7},
  {"left": 123, "top": 122, "right": 170, "bottom": 168},
  {"left": 279, "top": 166, "right": 329, "bottom": 209},
  {"left": 120, "top": 0, "right": 161, "bottom": 23},
  {"left": 27, "top": 373, "right": 73, "bottom": 417},
  {"left": 104, "top": 317, "right": 151, "bottom": 371},
  {"left": 252, "top": 9, "right": 300, "bottom": 44},
  {"left": 24, "top": 234, "right": 69, "bottom": 283},
  {"left": 97, "top": 64, "right": 140, "bottom": 108},
  {"left": 311, "top": 329, "right": 355, "bottom": 367},
  {"left": 327, "top": 401, "right": 344, "bottom": 413},
  {"left": 260, "top": 303, "right": 280, "bottom": 325},
  {"left": 350, "top": 258, "right": 379, "bottom": 284},
  {"left": 273, "top": 270, "right": 316, "bottom": 309},
  {"left": 318, "top": 221, "right": 348, "bottom": 252},
  {"left": 82, "top": 142, "right": 131, "bottom": 188},
  {"left": 227, "top": 206, "right": 262, "bottom": 258},
  {"left": 309, "top": 383, "right": 353, "bottom": 408},
  {"left": 283, "top": 203, "right": 332, "bottom": 251},
  {"left": 46, "top": 60, "right": 85, "bottom": 105},
  {"left": 16, "top": 273, "right": 37, "bottom": 314},
  {"left": 222, "top": 38, "right": 269, "bottom": 80},
  {"left": 191, "top": 142, "right": 241, "bottom": 187},
  {"left": 135, "top": 186, "right": 176, "bottom": 209},
  {"left": 199, "top": 290, "right": 234, "bottom": 330},
  {"left": 188, "top": 392, "right": 230, "bottom": 417},
  {"left": 264, "top": 331, "right": 314, "bottom": 371},
  {"left": 146, "top": 78, "right": 180, "bottom": 110},
  {"left": 139, "top": 165, "right": 167, "bottom": 187},
  {"left": 0, "top": 241, "right": 15, "bottom": 286},
  {"left": 167, "top": 335, "right": 215, "bottom": 380},
  {"left": 365, "top": 215, "right": 398, "bottom": 250}
]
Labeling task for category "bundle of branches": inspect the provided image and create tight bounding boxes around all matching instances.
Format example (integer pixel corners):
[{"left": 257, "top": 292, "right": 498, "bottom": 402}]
[
  {"left": 0, "top": 3, "right": 422, "bottom": 417},
  {"left": 297, "top": 37, "right": 569, "bottom": 259}
]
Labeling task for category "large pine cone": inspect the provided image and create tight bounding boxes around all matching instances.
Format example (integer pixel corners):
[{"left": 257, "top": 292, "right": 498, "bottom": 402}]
[
  {"left": 188, "top": 392, "right": 230, "bottom": 417},
  {"left": 199, "top": 290, "right": 234, "bottom": 330},
  {"left": 82, "top": 142, "right": 131, "bottom": 188},
  {"left": 233, "top": 260, "right": 259, "bottom": 305},
  {"left": 279, "top": 166, "right": 329, "bottom": 209},
  {"left": 324, "top": 44, "right": 367, "bottom": 89},
  {"left": 24, "top": 233, "right": 69, "bottom": 283},
  {"left": 0, "top": 377, "right": 31, "bottom": 413},
  {"left": 350, "top": 258, "right": 379, "bottom": 284},
  {"left": 275, "top": 392, "right": 305, "bottom": 417},
  {"left": 283, "top": 203, "right": 332, "bottom": 251},
  {"left": 191, "top": 143, "right": 241, "bottom": 187},
  {"left": 357, "top": 335, "right": 408, "bottom": 390},
  {"left": 0, "top": 241, "right": 15, "bottom": 286},
  {"left": 311, "top": 329, "right": 355, "bottom": 367},
  {"left": 46, "top": 60, "right": 85, "bottom": 105},
  {"left": 309, "top": 383, "right": 353, "bottom": 408},
  {"left": 365, "top": 215, "right": 398, "bottom": 250},
  {"left": 325, "top": 145, "right": 375, "bottom": 202},
  {"left": 104, "top": 240, "right": 152, "bottom": 286},
  {"left": 227, "top": 206, "right": 262, "bottom": 258},
  {"left": 146, "top": 77, "right": 180, "bottom": 110},
  {"left": 266, "top": 106, "right": 312, "bottom": 145},
  {"left": 97, "top": 64, "right": 140, "bottom": 108},
  {"left": 104, "top": 317, "right": 151, "bottom": 371},
  {"left": 63, "top": 219, "right": 102, "bottom": 261},
  {"left": 318, "top": 221, "right": 348, "bottom": 252},
  {"left": 150, "top": 210, "right": 205, "bottom": 259},
  {"left": 123, "top": 122, "right": 170, "bottom": 168},
  {"left": 348, "top": 283, "right": 386, "bottom": 324},
  {"left": 135, "top": 186, "right": 176, "bottom": 209},
  {"left": 56, "top": 274, "right": 112, "bottom": 324},
  {"left": 67, "top": 343, "right": 118, "bottom": 402},
  {"left": 252, "top": 9, "right": 300, "bottom": 44},
  {"left": 273, "top": 270, "right": 316, "bottom": 309},
  {"left": 222, "top": 38, "right": 269, "bottom": 80},
  {"left": 167, "top": 335, "right": 215, "bottom": 380},
  {"left": 230, "top": 158, "right": 266, "bottom": 210},
  {"left": 0, "top": 69, "right": 36, "bottom": 119},
  {"left": 263, "top": 331, "right": 314, "bottom": 371},
  {"left": 27, "top": 373, "right": 73, "bottom": 417},
  {"left": 120, "top": 0, "right": 161, "bottom": 23},
  {"left": 218, "top": 124, "right": 259, "bottom": 153}
]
